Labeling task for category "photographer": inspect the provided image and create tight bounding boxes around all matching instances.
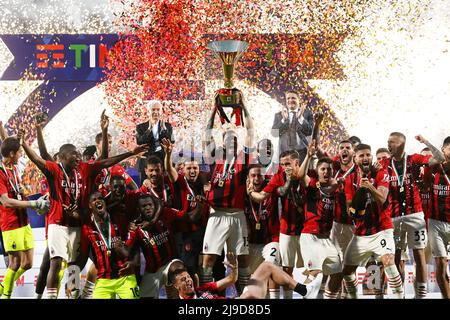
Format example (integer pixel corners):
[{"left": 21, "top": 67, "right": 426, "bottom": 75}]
[{"left": 136, "top": 101, "right": 175, "bottom": 182}]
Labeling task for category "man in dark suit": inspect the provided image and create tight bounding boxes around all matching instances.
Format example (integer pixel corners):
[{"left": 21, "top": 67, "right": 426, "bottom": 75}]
[
  {"left": 271, "top": 90, "right": 314, "bottom": 162},
  {"left": 136, "top": 101, "right": 174, "bottom": 182}
]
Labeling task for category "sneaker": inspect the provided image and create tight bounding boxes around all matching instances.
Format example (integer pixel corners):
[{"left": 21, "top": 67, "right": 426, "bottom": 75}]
[{"left": 304, "top": 273, "right": 324, "bottom": 299}]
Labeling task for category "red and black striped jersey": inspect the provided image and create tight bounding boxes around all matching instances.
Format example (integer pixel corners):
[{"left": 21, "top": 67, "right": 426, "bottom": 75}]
[
  {"left": 207, "top": 151, "right": 254, "bottom": 210},
  {"left": 106, "top": 190, "right": 141, "bottom": 239},
  {"left": 333, "top": 164, "right": 356, "bottom": 225},
  {"left": 344, "top": 168, "right": 393, "bottom": 236},
  {"left": 0, "top": 164, "right": 28, "bottom": 231},
  {"left": 302, "top": 178, "right": 335, "bottom": 237},
  {"left": 169, "top": 174, "right": 208, "bottom": 233},
  {"left": 126, "top": 208, "right": 183, "bottom": 273},
  {"left": 139, "top": 180, "right": 174, "bottom": 208},
  {"left": 80, "top": 218, "right": 126, "bottom": 279},
  {"left": 244, "top": 193, "right": 280, "bottom": 244},
  {"left": 425, "top": 164, "right": 450, "bottom": 222},
  {"left": 263, "top": 169, "right": 304, "bottom": 236},
  {"left": 386, "top": 154, "right": 431, "bottom": 218},
  {"left": 43, "top": 160, "right": 101, "bottom": 226}
]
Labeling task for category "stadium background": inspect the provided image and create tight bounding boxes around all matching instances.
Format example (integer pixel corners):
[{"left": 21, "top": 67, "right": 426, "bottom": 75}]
[{"left": 0, "top": 0, "right": 450, "bottom": 298}]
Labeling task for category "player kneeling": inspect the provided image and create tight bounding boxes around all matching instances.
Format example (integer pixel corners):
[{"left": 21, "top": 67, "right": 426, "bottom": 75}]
[{"left": 67, "top": 192, "right": 139, "bottom": 299}]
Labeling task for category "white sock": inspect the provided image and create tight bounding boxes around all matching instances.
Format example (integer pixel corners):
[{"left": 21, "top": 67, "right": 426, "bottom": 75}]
[
  {"left": 47, "top": 288, "right": 58, "bottom": 299},
  {"left": 269, "top": 288, "right": 280, "bottom": 299},
  {"left": 324, "top": 289, "right": 339, "bottom": 299},
  {"left": 343, "top": 274, "right": 358, "bottom": 299},
  {"left": 81, "top": 280, "right": 95, "bottom": 299},
  {"left": 415, "top": 282, "right": 427, "bottom": 299},
  {"left": 384, "top": 265, "right": 404, "bottom": 299}
]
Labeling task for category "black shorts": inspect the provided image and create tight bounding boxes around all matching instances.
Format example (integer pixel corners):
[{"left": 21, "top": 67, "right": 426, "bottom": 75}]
[{"left": 175, "top": 228, "right": 205, "bottom": 275}]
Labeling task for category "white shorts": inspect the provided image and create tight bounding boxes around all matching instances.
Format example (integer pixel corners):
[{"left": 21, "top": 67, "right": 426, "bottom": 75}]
[
  {"left": 344, "top": 229, "right": 395, "bottom": 266},
  {"left": 202, "top": 209, "right": 249, "bottom": 256},
  {"left": 330, "top": 222, "right": 355, "bottom": 258},
  {"left": 428, "top": 219, "right": 450, "bottom": 258},
  {"left": 393, "top": 212, "right": 427, "bottom": 250},
  {"left": 300, "top": 233, "right": 342, "bottom": 275},
  {"left": 394, "top": 220, "right": 411, "bottom": 261},
  {"left": 140, "top": 259, "right": 182, "bottom": 298},
  {"left": 248, "top": 242, "right": 281, "bottom": 273},
  {"left": 279, "top": 233, "right": 303, "bottom": 268},
  {"left": 47, "top": 224, "right": 81, "bottom": 263}
]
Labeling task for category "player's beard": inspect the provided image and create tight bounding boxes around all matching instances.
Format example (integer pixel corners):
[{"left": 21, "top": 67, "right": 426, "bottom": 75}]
[{"left": 360, "top": 162, "right": 371, "bottom": 176}]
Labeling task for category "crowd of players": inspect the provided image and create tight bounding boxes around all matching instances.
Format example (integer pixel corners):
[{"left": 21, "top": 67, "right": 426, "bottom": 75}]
[{"left": 0, "top": 90, "right": 449, "bottom": 299}]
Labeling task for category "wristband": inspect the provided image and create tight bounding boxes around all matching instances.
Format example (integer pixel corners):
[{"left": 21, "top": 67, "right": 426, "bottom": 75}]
[{"left": 29, "top": 200, "right": 37, "bottom": 209}]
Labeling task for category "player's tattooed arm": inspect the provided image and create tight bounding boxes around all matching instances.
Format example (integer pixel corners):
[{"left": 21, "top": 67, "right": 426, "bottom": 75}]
[
  {"left": 277, "top": 172, "right": 292, "bottom": 196},
  {"left": 415, "top": 135, "right": 445, "bottom": 166}
]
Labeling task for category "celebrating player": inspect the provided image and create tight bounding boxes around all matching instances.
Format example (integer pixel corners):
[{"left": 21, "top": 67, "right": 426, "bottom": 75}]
[
  {"left": 386, "top": 132, "right": 444, "bottom": 298},
  {"left": 425, "top": 136, "right": 450, "bottom": 298},
  {"left": 342, "top": 144, "right": 404, "bottom": 299},
  {"left": 0, "top": 137, "right": 49, "bottom": 298}
]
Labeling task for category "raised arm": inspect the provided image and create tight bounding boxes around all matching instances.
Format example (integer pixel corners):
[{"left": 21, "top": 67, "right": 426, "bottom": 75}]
[
  {"left": 0, "top": 121, "right": 7, "bottom": 141},
  {"left": 161, "top": 138, "right": 178, "bottom": 183},
  {"left": 20, "top": 133, "right": 46, "bottom": 171},
  {"left": 99, "top": 109, "right": 109, "bottom": 160},
  {"left": 203, "top": 99, "right": 217, "bottom": 147},
  {"left": 241, "top": 97, "right": 255, "bottom": 149},
  {"left": 299, "top": 140, "right": 316, "bottom": 187},
  {"left": 415, "top": 135, "right": 445, "bottom": 166},
  {"left": 311, "top": 113, "right": 324, "bottom": 143},
  {"left": 34, "top": 114, "right": 53, "bottom": 161},
  {"left": 96, "top": 144, "right": 149, "bottom": 169}
]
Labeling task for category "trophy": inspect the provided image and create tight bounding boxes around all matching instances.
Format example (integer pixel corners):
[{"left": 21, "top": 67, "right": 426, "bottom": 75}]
[{"left": 207, "top": 40, "right": 249, "bottom": 127}]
